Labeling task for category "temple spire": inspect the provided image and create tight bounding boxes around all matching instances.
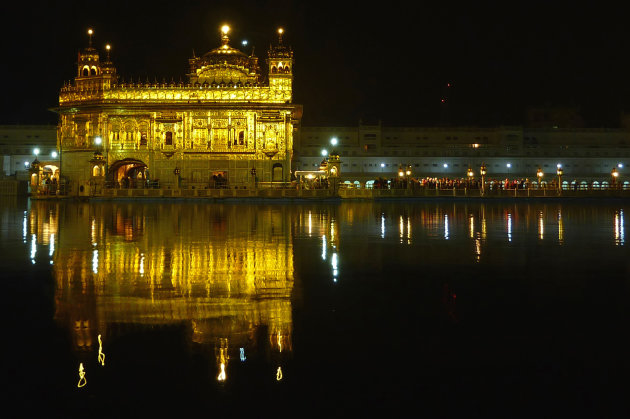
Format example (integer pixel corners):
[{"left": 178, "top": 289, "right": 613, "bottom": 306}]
[
  {"left": 277, "top": 28, "right": 284, "bottom": 45},
  {"left": 221, "top": 25, "right": 230, "bottom": 47}
]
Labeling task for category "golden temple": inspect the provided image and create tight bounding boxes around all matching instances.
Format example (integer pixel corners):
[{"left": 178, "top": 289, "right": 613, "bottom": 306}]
[{"left": 54, "top": 25, "right": 302, "bottom": 194}]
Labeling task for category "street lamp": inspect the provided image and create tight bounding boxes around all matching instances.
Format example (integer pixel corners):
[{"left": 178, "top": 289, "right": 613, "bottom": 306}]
[
  {"left": 612, "top": 167, "right": 619, "bottom": 187},
  {"left": 506, "top": 162, "right": 511, "bottom": 178},
  {"left": 480, "top": 162, "right": 487, "bottom": 195},
  {"left": 556, "top": 164, "right": 563, "bottom": 194},
  {"left": 467, "top": 166, "right": 474, "bottom": 188},
  {"left": 33, "top": 148, "right": 40, "bottom": 157},
  {"left": 536, "top": 167, "right": 544, "bottom": 189},
  {"left": 380, "top": 162, "right": 385, "bottom": 173}
]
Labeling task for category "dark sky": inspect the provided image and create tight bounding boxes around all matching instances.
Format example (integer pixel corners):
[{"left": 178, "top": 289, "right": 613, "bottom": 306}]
[{"left": 2, "top": 1, "right": 630, "bottom": 127}]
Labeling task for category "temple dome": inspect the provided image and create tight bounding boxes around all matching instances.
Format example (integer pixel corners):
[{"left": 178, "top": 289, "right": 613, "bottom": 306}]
[{"left": 189, "top": 25, "right": 259, "bottom": 84}]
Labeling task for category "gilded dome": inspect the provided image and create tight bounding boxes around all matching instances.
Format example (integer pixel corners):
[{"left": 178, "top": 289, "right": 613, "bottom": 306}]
[{"left": 189, "top": 25, "right": 259, "bottom": 84}]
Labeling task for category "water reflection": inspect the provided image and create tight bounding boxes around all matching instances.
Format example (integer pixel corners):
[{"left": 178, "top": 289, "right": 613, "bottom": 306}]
[
  {"left": 16, "top": 199, "right": 629, "bottom": 403},
  {"left": 26, "top": 201, "right": 296, "bottom": 388}
]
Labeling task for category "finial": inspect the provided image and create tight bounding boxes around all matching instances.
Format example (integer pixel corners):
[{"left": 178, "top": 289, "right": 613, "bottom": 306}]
[
  {"left": 221, "top": 24, "right": 230, "bottom": 46},
  {"left": 87, "top": 28, "right": 93, "bottom": 47},
  {"left": 277, "top": 27, "right": 284, "bottom": 44}
]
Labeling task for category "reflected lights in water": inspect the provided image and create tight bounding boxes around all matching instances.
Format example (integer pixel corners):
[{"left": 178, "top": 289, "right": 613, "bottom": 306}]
[
  {"left": 507, "top": 213, "right": 512, "bottom": 242},
  {"left": 444, "top": 214, "right": 449, "bottom": 240},
  {"left": 558, "top": 210, "right": 564, "bottom": 245},
  {"left": 97, "top": 334, "right": 105, "bottom": 366},
  {"left": 77, "top": 363, "right": 86, "bottom": 388},
  {"left": 615, "top": 209, "right": 625, "bottom": 246},
  {"left": 24, "top": 202, "right": 297, "bottom": 388},
  {"left": 381, "top": 214, "right": 385, "bottom": 238},
  {"left": 538, "top": 211, "right": 544, "bottom": 240}
]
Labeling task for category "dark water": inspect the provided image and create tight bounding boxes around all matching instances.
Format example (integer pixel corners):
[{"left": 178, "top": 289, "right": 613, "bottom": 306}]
[{"left": 3, "top": 197, "right": 630, "bottom": 417}]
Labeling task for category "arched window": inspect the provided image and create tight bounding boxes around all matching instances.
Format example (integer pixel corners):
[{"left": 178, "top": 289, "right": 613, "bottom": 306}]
[
  {"left": 165, "top": 131, "right": 173, "bottom": 146},
  {"left": 271, "top": 66, "right": 277, "bottom": 74},
  {"left": 239, "top": 131, "right": 245, "bottom": 145},
  {"left": 90, "top": 67, "right": 97, "bottom": 76},
  {"left": 82, "top": 67, "right": 89, "bottom": 76},
  {"left": 284, "top": 66, "right": 290, "bottom": 73},
  {"left": 92, "top": 165, "right": 101, "bottom": 177}
]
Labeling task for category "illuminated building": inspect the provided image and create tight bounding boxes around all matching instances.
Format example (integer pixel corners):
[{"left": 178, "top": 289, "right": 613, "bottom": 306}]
[
  {"left": 53, "top": 26, "right": 301, "bottom": 195},
  {"left": 295, "top": 121, "right": 630, "bottom": 188}
]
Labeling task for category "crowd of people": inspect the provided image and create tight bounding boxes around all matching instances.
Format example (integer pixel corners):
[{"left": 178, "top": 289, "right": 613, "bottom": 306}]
[{"left": 371, "top": 177, "right": 598, "bottom": 190}]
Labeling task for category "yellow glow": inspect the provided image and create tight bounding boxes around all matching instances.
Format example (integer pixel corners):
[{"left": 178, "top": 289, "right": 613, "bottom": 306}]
[
  {"left": 278, "top": 28, "right": 284, "bottom": 35},
  {"left": 106, "top": 44, "right": 111, "bottom": 51},
  {"left": 77, "top": 363, "right": 86, "bottom": 388},
  {"left": 278, "top": 332, "right": 283, "bottom": 352},
  {"left": 472, "top": 143, "right": 480, "bottom": 148},
  {"left": 87, "top": 29, "right": 93, "bottom": 36},
  {"left": 475, "top": 237, "right": 481, "bottom": 262},
  {"left": 276, "top": 366, "right": 283, "bottom": 381},
  {"left": 221, "top": 25, "right": 230, "bottom": 35},
  {"left": 217, "top": 338, "right": 229, "bottom": 382},
  {"left": 98, "top": 334, "right": 105, "bottom": 366},
  {"left": 217, "top": 363, "right": 226, "bottom": 382}
]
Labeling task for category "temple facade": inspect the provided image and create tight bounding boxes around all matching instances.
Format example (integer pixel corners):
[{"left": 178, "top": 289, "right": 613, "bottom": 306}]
[{"left": 54, "top": 26, "right": 302, "bottom": 195}]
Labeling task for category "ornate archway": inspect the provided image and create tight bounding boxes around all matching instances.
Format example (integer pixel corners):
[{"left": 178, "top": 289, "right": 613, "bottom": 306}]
[{"left": 108, "top": 158, "right": 148, "bottom": 188}]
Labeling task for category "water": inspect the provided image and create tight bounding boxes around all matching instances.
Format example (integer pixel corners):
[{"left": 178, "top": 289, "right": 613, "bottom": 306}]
[{"left": 3, "top": 197, "right": 630, "bottom": 417}]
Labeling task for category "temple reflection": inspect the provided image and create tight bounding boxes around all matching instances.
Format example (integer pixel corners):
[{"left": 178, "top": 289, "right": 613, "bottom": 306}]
[{"left": 28, "top": 201, "right": 296, "bottom": 385}]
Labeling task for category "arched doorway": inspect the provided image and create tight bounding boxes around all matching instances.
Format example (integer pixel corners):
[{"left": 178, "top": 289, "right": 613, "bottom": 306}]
[
  {"left": 272, "top": 163, "right": 283, "bottom": 182},
  {"left": 108, "top": 158, "right": 148, "bottom": 188}
]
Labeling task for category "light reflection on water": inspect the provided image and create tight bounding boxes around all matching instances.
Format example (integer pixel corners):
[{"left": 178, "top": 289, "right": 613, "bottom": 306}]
[{"left": 4, "top": 198, "right": 630, "bottom": 415}]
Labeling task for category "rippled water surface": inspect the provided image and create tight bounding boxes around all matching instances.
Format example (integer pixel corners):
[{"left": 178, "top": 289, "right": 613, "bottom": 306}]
[{"left": 3, "top": 197, "right": 630, "bottom": 417}]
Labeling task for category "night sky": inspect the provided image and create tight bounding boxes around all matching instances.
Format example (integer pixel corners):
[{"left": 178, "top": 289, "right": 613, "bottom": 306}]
[{"left": 2, "top": 1, "right": 630, "bottom": 127}]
